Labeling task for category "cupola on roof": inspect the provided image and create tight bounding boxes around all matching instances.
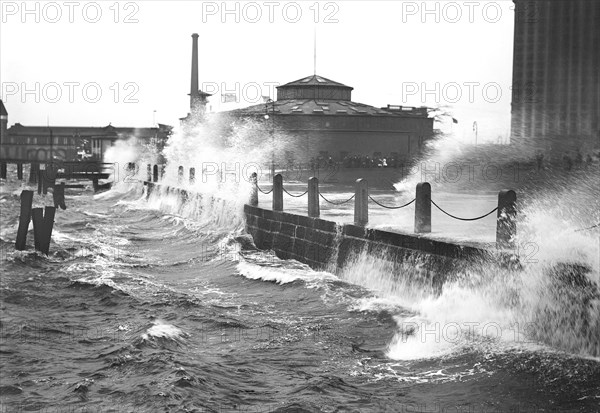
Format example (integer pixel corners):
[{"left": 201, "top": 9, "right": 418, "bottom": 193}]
[{"left": 276, "top": 74, "right": 353, "bottom": 101}]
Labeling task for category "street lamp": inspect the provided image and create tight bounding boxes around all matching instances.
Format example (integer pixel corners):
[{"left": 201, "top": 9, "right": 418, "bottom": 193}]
[{"left": 264, "top": 99, "right": 275, "bottom": 180}]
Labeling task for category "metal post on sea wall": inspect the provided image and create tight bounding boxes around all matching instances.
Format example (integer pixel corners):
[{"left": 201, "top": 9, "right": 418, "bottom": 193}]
[
  {"left": 273, "top": 174, "right": 283, "bottom": 211},
  {"left": 354, "top": 178, "right": 368, "bottom": 226},
  {"left": 496, "top": 190, "right": 517, "bottom": 248},
  {"left": 189, "top": 168, "right": 196, "bottom": 185},
  {"left": 249, "top": 172, "right": 258, "bottom": 206},
  {"left": 308, "top": 177, "right": 320, "bottom": 218},
  {"left": 415, "top": 182, "right": 432, "bottom": 233},
  {"left": 178, "top": 166, "right": 184, "bottom": 184}
]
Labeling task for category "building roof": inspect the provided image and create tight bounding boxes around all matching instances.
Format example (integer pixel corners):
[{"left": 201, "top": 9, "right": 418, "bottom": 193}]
[
  {"left": 222, "top": 99, "right": 429, "bottom": 118},
  {"left": 192, "top": 90, "right": 213, "bottom": 97},
  {"left": 7, "top": 123, "right": 171, "bottom": 139},
  {"left": 0, "top": 100, "right": 7, "bottom": 116},
  {"left": 278, "top": 74, "right": 353, "bottom": 90}
]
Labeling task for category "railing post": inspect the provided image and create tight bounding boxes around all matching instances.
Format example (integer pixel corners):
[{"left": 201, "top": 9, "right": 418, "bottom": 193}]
[
  {"left": 273, "top": 173, "right": 283, "bottom": 211},
  {"left": 178, "top": 166, "right": 184, "bottom": 184},
  {"left": 249, "top": 172, "right": 258, "bottom": 206},
  {"left": 414, "top": 182, "right": 431, "bottom": 233},
  {"left": 147, "top": 164, "right": 152, "bottom": 182},
  {"left": 189, "top": 167, "right": 196, "bottom": 185},
  {"left": 496, "top": 190, "right": 517, "bottom": 248},
  {"left": 153, "top": 165, "right": 159, "bottom": 182},
  {"left": 354, "top": 178, "right": 368, "bottom": 226},
  {"left": 308, "top": 177, "right": 319, "bottom": 218}
]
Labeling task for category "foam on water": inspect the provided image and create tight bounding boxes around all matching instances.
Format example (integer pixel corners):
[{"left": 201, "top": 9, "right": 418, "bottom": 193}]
[
  {"left": 141, "top": 320, "right": 187, "bottom": 341},
  {"left": 236, "top": 259, "right": 337, "bottom": 286}
]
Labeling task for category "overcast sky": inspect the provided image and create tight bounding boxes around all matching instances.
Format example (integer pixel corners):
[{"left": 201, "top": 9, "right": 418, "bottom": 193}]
[{"left": 0, "top": 0, "right": 515, "bottom": 143}]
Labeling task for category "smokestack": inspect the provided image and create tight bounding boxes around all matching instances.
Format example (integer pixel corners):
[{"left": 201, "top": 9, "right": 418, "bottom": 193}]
[{"left": 190, "top": 33, "right": 199, "bottom": 111}]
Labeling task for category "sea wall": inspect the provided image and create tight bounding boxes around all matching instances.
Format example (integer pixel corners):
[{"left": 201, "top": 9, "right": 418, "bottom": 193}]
[
  {"left": 144, "top": 182, "right": 496, "bottom": 288},
  {"left": 243, "top": 204, "right": 492, "bottom": 286}
]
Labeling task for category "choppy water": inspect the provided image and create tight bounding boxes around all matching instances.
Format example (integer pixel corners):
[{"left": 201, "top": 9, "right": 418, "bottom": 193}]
[{"left": 1, "top": 171, "right": 599, "bottom": 412}]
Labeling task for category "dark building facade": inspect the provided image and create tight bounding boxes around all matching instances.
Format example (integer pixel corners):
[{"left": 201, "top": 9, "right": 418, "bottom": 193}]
[
  {"left": 0, "top": 100, "right": 7, "bottom": 147},
  {"left": 0, "top": 101, "right": 172, "bottom": 162},
  {"left": 217, "top": 74, "right": 433, "bottom": 164},
  {"left": 510, "top": 0, "right": 600, "bottom": 153}
]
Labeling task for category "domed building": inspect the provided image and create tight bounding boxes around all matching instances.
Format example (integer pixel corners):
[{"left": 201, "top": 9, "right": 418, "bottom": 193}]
[{"left": 218, "top": 74, "right": 433, "bottom": 165}]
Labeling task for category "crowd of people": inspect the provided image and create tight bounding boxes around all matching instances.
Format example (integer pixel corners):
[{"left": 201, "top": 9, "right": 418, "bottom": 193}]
[
  {"left": 308, "top": 154, "right": 407, "bottom": 170},
  {"left": 297, "top": 150, "right": 600, "bottom": 172},
  {"left": 535, "top": 150, "right": 599, "bottom": 171}
]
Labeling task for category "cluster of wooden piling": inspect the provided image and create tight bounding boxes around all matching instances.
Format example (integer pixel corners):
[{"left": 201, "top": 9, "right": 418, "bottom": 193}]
[
  {"left": 250, "top": 174, "right": 518, "bottom": 248},
  {"left": 15, "top": 190, "right": 56, "bottom": 255}
]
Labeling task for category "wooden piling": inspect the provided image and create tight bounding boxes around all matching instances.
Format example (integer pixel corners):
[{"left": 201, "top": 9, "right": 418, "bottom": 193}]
[
  {"left": 53, "top": 182, "right": 66, "bottom": 210},
  {"left": 0, "top": 162, "right": 6, "bottom": 179},
  {"left": 178, "top": 166, "right": 184, "bottom": 184},
  {"left": 17, "top": 163, "right": 23, "bottom": 180},
  {"left": 414, "top": 182, "right": 431, "bottom": 233},
  {"left": 37, "top": 168, "right": 43, "bottom": 195},
  {"left": 147, "top": 164, "right": 152, "bottom": 181},
  {"left": 42, "top": 164, "right": 56, "bottom": 195},
  {"left": 29, "top": 163, "right": 38, "bottom": 184},
  {"left": 308, "top": 177, "right": 320, "bottom": 218},
  {"left": 189, "top": 167, "right": 196, "bottom": 185},
  {"left": 273, "top": 174, "right": 283, "bottom": 211},
  {"left": 496, "top": 190, "right": 517, "bottom": 248},
  {"left": 354, "top": 179, "right": 368, "bottom": 226},
  {"left": 153, "top": 165, "right": 159, "bottom": 182},
  {"left": 32, "top": 206, "right": 55, "bottom": 255},
  {"left": 15, "top": 190, "right": 34, "bottom": 251},
  {"left": 92, "top": 178, "right": 99, "bottom": 192},
  {"left": 249, "top": 172, "right": 258, "bottom": 206}
]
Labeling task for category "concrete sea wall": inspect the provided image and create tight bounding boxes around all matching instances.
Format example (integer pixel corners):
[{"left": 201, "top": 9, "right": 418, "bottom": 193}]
[{"left": 145, "top": 181, "right": 495, "bottom": 288}]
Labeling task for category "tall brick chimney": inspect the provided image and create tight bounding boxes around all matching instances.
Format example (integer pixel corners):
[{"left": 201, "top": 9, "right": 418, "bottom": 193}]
[
  {"left": 188, "top": 33, "right": 210, "bottom": 118},
  {"left": 190, "top": 33, "right": 199, "bottom": 111}
]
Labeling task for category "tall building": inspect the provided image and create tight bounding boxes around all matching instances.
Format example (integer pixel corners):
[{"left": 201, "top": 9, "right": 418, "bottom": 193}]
[{"left": 510, "top": 0, "right": 600, "bottom": 154}]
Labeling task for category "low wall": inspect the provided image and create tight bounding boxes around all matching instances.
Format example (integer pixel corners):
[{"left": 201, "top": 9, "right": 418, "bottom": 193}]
[
  {"left": 143, "top": 182, "right": 497, "bottom": 288},
  {"left": 243, "top": 204, "right": 493, "bottom": 286}
]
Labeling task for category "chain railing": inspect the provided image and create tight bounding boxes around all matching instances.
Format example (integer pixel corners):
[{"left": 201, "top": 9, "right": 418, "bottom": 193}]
[
  {"left": 146, "top": 167, "right": 518, "bottom": 247},
  {"left": 431, "top": 200, "right": 498, "bottom": 221},
  {"left": 248, "top": 174, "right": 517, "bottom": 247},
  {"left": 319, "top": 193, "right": 355, "bottom": 205},
  {"left": 368, "top": 195, "right": 415, "bottom": 210}
]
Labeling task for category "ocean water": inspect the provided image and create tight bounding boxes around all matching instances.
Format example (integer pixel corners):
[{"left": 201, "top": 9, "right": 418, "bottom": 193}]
[{"left": 1, "top": 170, "right": 599, "bottom": 413}]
